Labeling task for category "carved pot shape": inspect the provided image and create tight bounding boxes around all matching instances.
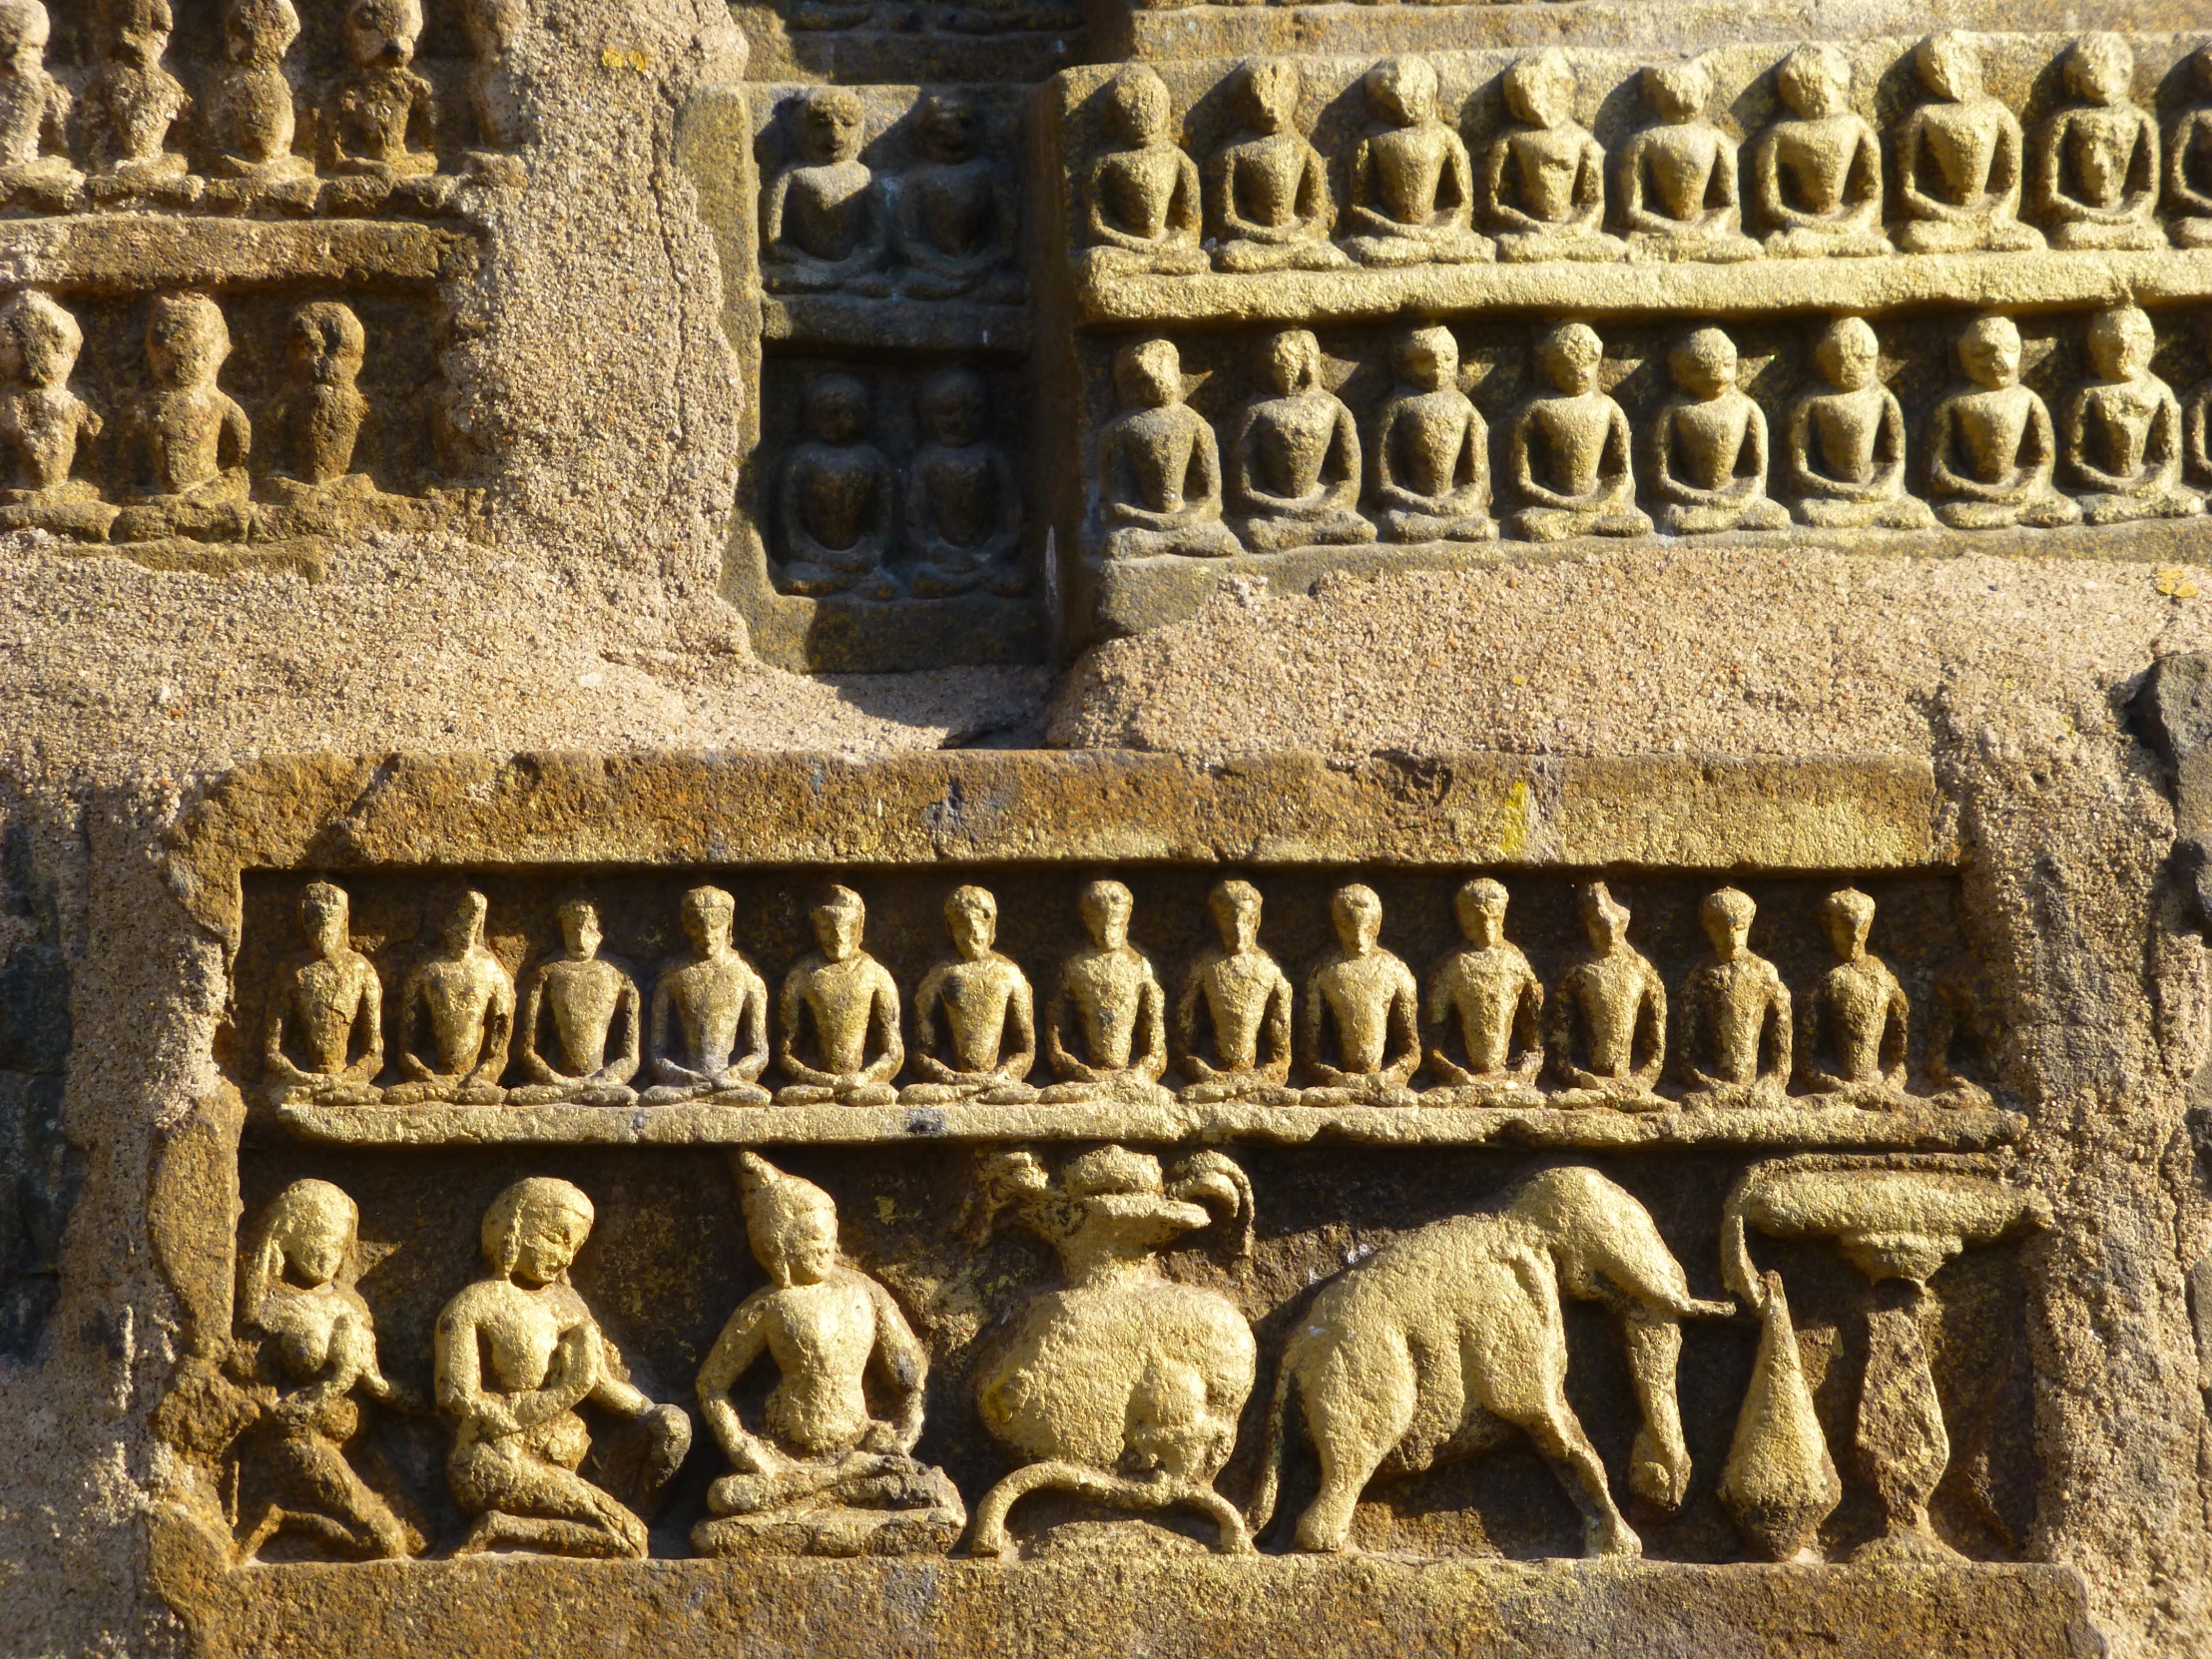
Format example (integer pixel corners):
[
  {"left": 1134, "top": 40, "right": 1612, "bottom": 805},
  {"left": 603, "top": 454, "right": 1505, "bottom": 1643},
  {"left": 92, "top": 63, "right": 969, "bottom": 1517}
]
[{"left": 1717, "top": 1271, "right": 1841, "bottom": 1562}]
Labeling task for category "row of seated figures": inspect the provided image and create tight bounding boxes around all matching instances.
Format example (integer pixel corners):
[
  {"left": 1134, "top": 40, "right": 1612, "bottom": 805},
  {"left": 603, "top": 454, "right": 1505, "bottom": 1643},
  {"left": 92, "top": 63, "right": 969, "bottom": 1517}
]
[
  {"left": 261, "top": 875, "right": 1993, "bottom": 1115},
  {"left": 1095, "top": 304, "right": 2211, "bottom": 557},
  {"left": 0, "top": 0, "right": 522, "bottom": 217},
  {"left": 1080, "top": 35, "right": 2212, "bottom": 279}
]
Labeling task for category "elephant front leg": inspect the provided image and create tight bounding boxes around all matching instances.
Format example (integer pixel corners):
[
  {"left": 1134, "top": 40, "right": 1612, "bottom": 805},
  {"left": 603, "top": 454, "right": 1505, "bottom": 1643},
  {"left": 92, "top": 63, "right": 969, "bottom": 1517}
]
[
  {"left": 1506, "top": 1390, "right": 1642, "bottom": 1558},
  {"left": 1290, "top": 1349, "right": 1420, "bottom": 1553}
]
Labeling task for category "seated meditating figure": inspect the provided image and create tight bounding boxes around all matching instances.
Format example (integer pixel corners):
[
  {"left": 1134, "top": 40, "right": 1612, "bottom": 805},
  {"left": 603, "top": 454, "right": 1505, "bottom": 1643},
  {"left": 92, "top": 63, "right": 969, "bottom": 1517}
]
[
  {"left": 903, "top": 367, "right": 1025, "bottom": 599},
  {"left": 459, "top": 0, "right": 530, "bottom": 182},
  {"left": 1547, "top": 881, "right": 1667, "bottom": 1110},
  {"left": 1649, "top": 326, "right": 1790, "bottom": 535},
  {"left": 1038, "top": 878, "right": 1172, "bottom": 1107},
  {"left": 267, "top": 303, "right": 374, "bottom": 505},
  {"left": 1369, "top": 325, "right": 1493, "bottom": 544},
  {"left": 2187, "top": 328, "right": 2212, "bottom": 486},
  {"left": 1206, "top": 59, "right": 1350, "bottom": 274},
  {"left": 0, "top": 1, "right": 80, "bottom": 213},
  {"left": 207, "top": 0, "right": 314, "bottom": 199},
  {"left": 323, "top": 0, "right": 445, "bottom": 209},
  {"left": 777, "top": 373, "right": 899, "bottom": 601},
  {"left": 1081, "top": 65, "right": 1207, "bottom": 279},
  {"left": 1925, "top": 313, "right": 2080, "bottom": 530},
  {"left": 1751, "top": 44, "right": 1890, "bottom": 259},
  {"left": 0, "top": 291, "right": 105, "bottom": 516},
  {"left": 385, "top": 889, "right": 514, "bottom": 1105},
  {"left": 693, "top": 1155, "right": 965, "bottom": 1557},
  {"left": 1173, "top": 879, "right": 1296, "bottom": 1106},
  {"left": 1299, "top": 884, "right": 1420, "bottom": 1108},
  {"left": 763, "top": 87, "right": 890, "bottom": 296},
  {"left": 510, "top": 900, "right": 643, "bottom": 1107},
  {"left": 894, "top": 93, "right": 1023, "bottom": 303},
  {"left": 86, "top": 0, "right": 197, "bottom": 206},
  {"left": 261, "top": 881, "right": 384, "bottom": 1107},
  {"left": 1095, "top": 338, "right": 1241, "bottom": 560},
  {"left": 1784, "top": 315, "right": 1936, "bottom": 530},
  {"left": 2166, "top": 44, "right": 2212, "bottom": 250},
  {"left": 642, "top": 885, "right": 771, "bottom": 1105},
  {"left": 1339, "top": 56, "right": 1492, "bottom": 269},
  {"left": 1507, "top": 321, "right": 1652, "bottom": 542},
  {"left": 1422, "top": 877, "right": 1542, "bottom": 1106},
  {"left": 1797, "top": 887, "right": 1914, "bottom": 1110},
  {"left": 1673, "top": 887, "right": 1791, "bottom": 1108},
  {"left": 436, "top": 1179, "right": 691, "bottom": 1557},
  {"left": 905, "top": 885, "right": 1038, "bottom": 1106},
  {"left": 1483, "top": 50, "right": 1626, "bottom": 264},
  {"left": 1896, "top": 31, "right": 2042, "bottom": 255},
  {"left": 2062, "top": 304, "right": 2203, "bottom": 525},
  {"left": 116, "top": 293, "right": 253, "bottom": 543},
  {"left": 2035, "top": 34, "right": 2163, "bottom": 252},
  {"left": 777, "top": 886, "right": 903, "bottom": 1108},
  {"left": 1228, "top": 328, "right": 1375, "bottom": 553},
  {"left": 1616, "top": 58, "right": 1759, "bottom": 264}
]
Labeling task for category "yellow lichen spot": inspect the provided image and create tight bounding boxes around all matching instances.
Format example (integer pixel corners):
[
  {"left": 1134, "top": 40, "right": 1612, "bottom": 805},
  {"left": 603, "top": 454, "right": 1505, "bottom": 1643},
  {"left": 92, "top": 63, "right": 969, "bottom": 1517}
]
[
  {"left": 1496, "top": 778, "right": 1532, "bottom": 858},
  {"left": 2157, "top": 567, "right": 2200, "bottom": 600},
  {"left": 875, "top": 1195, "right": 897, "bottom": 1225},
  {"left": 601, "top": 46, "right": 653, "bottom": 72}
]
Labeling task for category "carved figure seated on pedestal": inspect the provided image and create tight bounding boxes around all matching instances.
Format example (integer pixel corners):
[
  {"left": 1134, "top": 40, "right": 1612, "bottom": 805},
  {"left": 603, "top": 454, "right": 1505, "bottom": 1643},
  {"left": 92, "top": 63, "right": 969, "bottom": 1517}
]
[
  {"left": 642, "top": 884, "right": 771, "bottom": 1105},
  {"left": 115, "top": 293, "right": 253, "bottom": 544},
  {"left": 693, "top": 1154, "right": 965, "bottom": 1556},
  {"left": 1095, "top": 337, "right": 1241, "bottom": 560},
  {"left": 0, "top": 291, "right": 111, "bottom": 539},
  {"left": 1752, "top": 44, "right": 1890, "bottom": 259},
  {"left": 1300, "top": 883, "right": 1420, "bottom": 1107},
  {"left": 764, "top": 87, "right": 890, "bottom": 296},
  {"left": 904, "top": 367, "right": 1026, "bottom": 599},
  {"left": 2165, "top": 45, "right": 2212, "bottom": 250},
  {"left": 1926, "top": 313, "right": 2080, "bottom": 530},
  {"left": 86, "top": 0, "right": 198, "bottom": 207},
  {"left": 1547, "top": 880, "right": 1667, "bottom": 1110},
  {"left": 1617, "top": 58, "right": 1759, "bottom": 265},
  {"left": 1797, "top": 886, "right": 1914, "bottom": 1110},
  {"left": 264, "top": 302, "right": 376, "bottom": 509},
  {"left": 777, "top": 885, "right": 903, "bottom": 1107},
  {"left": 1038, "top": 878, "right": 1172, "bottom": 1106},
  {"left": 1422, "top": 877, "right": 1542, "bottom": 1106},
  {"left": 385, "top": 890, "right": 514, "bottom": 1106},
  {"left": 436, "top": 1178, "right": 691, "bottom": 1557},
  {"left": 1674, "top": 887, "right": 1791, "bottom": 1108},
  {"left": 1081, "top": 65, "right": 1207, "bottom": 279},
  {"left": 905, "top": 884, "right": 1038, "bottom": 1105},
  {"left": 460, "top": 0, "right": 530, "bottom": 184},
  {"left": 1896, "top": 31, "right": 2042, "bottom": 256},
  {"left": 1785, "top": 315, "right": 1936, "bottom": 531},
  {"left": 1339, "top": 56, "right": 1492, "bottom": 269},
  {"left": 2188, "top": 324, "right": 2212, "bottom": 487},
  {"left": 894, "top": 94, "right": 1023, "bottom": 302},
  {"left": 1650, "top": 326, "right": 1790, "bottom": 535},
  {"left": 777, "top": 372, "right": 900, "bottom": 601},
  {"left": 509, "top": 900, "right": 642, "bottom": 1107},
  {"left": 1174, "top": 879, "right": 1297, "bottom": 1106},
  {"left": 1484, "top": 51, "right": 1626, "bottom": 265},
  {"left": 2061, "top": 303, "right": 2203, "bottom": 525},
  {"left": 1206, "top": 59, "right": 1350, "bottom": 274},
  {"left": 1507, "top": 322, "right": 1652, "bottom": 543},
  {"left": 1229, "top": 328, "right": 1375, "bottom": 553},
  {"left": 323, "top": 0, "right": 449, "bottom": 214},
  {"left": 1370, "top": 324, "right": 1494, "bottom": 544},
  {"left": 262, "top": 881, "right": 384, "bottom": 1106},
  {"left": 0, "top": 2, "right": 80, "bottom": 213},
  {"left": 2035, "top": 34, "right": 2162, "bottom": 252},
  {"left": 1926, "top": 959, "right": 2000, "bottom": 1108},
  {"left": 206, "top": 0, "right": 315, "bottom": 207}
]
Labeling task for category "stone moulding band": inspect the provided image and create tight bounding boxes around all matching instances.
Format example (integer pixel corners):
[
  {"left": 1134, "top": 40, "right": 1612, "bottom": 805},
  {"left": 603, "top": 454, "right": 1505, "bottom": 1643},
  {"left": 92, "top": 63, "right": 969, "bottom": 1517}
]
[{"left": 0, "top": 220, "right": 471, "bottom": 296}]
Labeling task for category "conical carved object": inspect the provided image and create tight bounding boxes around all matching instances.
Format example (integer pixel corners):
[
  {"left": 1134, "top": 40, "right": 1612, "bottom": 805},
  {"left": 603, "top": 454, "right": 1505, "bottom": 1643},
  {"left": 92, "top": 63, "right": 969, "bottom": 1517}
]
[{"left": 1719, "top": 1271, "right": 1841, "bottom": 1562}]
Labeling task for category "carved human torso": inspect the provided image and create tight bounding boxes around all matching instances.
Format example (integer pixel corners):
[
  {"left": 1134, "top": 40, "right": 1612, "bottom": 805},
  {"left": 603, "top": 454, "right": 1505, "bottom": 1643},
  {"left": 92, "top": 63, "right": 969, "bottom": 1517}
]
[
  {"left": 1914, "top": 99, "right": 2011, "bottom": 206},
  {"left": 1096, "top": 146, "right": 1184, "bottom": 241},
  {"left": 291, "top": 383, "right": 367, "bottom": 483},
  {"left": 782, "top": 160, "right": 875, "bottom": 259},
  {"left": 1312, "top": 950, "right": 1413, "bottom": 1074},
  {"left": 1058, "top": 946, "right": 1152, "bottom": 1068},
  {"left": 0, "top": 68, "right": 64, "bottom": 165},
  {"left": 2077, "top": 376, "right": 2167, "bottom": 481},
  {"left": 758, "top": 1276, "right": 877, "bottom": 1454},
  {"left": 907, "top": 156, "right": 1001, "bottom": 260},
  {"left": 445, "top": 1279, "right": 597, "bottom": 1458},
  {"left": 1527, "top": 392, "right": 1616, "bottom": 497},
  {"left": 248, "top": 1283, "right": 376, "bottom": 1440},
  {"left": 1193, "top": 949, "right": 1287, "bottom": 1069},
  {"left": 211, "top": 64, "right": 294, "bottom": 165},
  {"left": 2054, "top": 105, "right": 2151, "bottom": 209},
  {"left": 1810, "top": 956, "right": 1903, "bottom": 1079},
  {"left": 1769, "top": 114, "right": 1871, "bottom": 215},
  {"left": 536, "top": 957, "right": 628, "bottom": 1075},
  {"left": 662, "top": 956, "right": 758, "bottom": 1071},
  {"left": 135, "top": 387, "right": 242, "bottom": 494},
  {"left": 791, "top": 954, "right": 895, "bottom": 1074},
  {"left": 94, "top": 61, "right": 187, "bottom": 165},
  {"left": 1502, "top": 126, "right": 1588, "bottom": 223},
  {"left": 1685, "top": 957, "right": 1783, "bottom": 1084},
  {"left": 1945, "top": 384, "right": 2039, "bottom": 484},
  {"left": 914, "top": 442, "right": 999, "bottom": 548},
  {"left": 789, "top": 441, "right": 886, "bottom": 551},
  {"left": 1221, "top": 132, "right": 1318, "bottom": 229},
  {"left": 1383, "top": 390, "right": 1476, "bottom": 498},
  {"left": 1558, "top": 947, "right": 1658, "bottom": 1076},
  {"left": 410, "top": 951, "right": 507, "bottom": 1075},
  {"left": 1801, "top": 385, "right": 1892, "bottom": 485},
  {"left": 925, "top": 955, "right": 1025, "bottom": 1072},
  {"left": 1433, "top": 945, "right": 1536, "bottom": 1074},
  {"left": 1368, "top": 124, "right": 1461, "bottom": 225},
  {"left": 332, "top": 68, "right": 433, "bottom": 170},
  {"left": 1640, "top": 124, "right": 1725, "bottom": 221},
  {"left": 1249, "top": 390, "right": 1345, "bottom": 501},
  {"left": 1667, "top": 393, "right": 1757, "bottom": 490},
  {"left": 1112, "top": 406, "right": 1205, "bottom": 513},
  {"left": 282, "top": 951, "right": 379, "bottom": 1074},
  {"left": 2, "top": 387, "right": 94, "bottom": 491}
]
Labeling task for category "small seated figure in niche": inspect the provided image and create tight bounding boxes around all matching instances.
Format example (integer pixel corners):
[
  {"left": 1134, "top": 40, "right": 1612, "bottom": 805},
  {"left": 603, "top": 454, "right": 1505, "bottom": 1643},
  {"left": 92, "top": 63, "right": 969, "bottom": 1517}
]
[
  {"left": 1095, "top": 337, "right": 1241, "bottom": 560},
  {"left": 0, "top": 1, "right": 81, "bottom": 214},
  {"left": 1925, "top": 959, "right": 1998, "bottom": 1108},
  {"left": 2165, "top": 45, "right": 2212, "bottom": 250},
  {"left": 1926, "top": 313, "right": 2081, "bottom": 530},
  {"left": 693, "top": 1155, "right": 966, "bottom": 1557},
  {"left": 384, "top": 889, "right": 515, "bottom": 1106},
  {"left": 510, "top": 900, "right": 643, "bottom": 1108},
  {"left": 459, "top": 0, "right": 530, "bottom": 185},
  {"left": 894, "top": 94, "right": 1023, "bottom": 303},
  {"left": 1229, "top": 328, "right": 1375, "bottom": 553},
  {"left": 1369, "top": 324, "right": 1494, "bottom": 544},
  {"left": 1649, "top": 325, "right": 1790, "bottom": 535},
  {"left": 777, "top": 372, "right": 899, "bottom": 601},
  {"left": 2062, "top": 303, "right": 2204, "bottom": 524},
  {"left": 436, "top": 1178, "right": 692, "bottom": 1558},
  {"left": 116, "top": 293, "right": 253, "bottom": 542},
  {"left": 1674, "top": 887, "right": 1791, "bottom": 1108},
  {"left": 1507, "top": 321, "right": 1653, "bottom": 543},
  {"left": 904, "top": 367, "right": 1025, "bottom": 599},
  {"left": 1895, "top": 31, "right": 2042, "bottom": 255},
  {"left": 1547, "top": 880, "right": 1668, "bottom": 1109},
  {"left": 323, "top": 0, "right": 445, "bottom": 208},
  {"left": 1797, "top": 886, "right": 1913, "bottom": 1110},
  {"left": 267, "top": 302, "right": 375, "bottom": 506},
  {"left": 1751, "top": 44, "right": 1891, "bottom": 260},
  {"left": 1038, "top": 878, "right": 1172, "bottom": 1107},
  {"left": 905, "top": 884, "right": 1038, "bottom": 1106},
  {"left": 262, "top": 881, "right": 384, "bottom": 1107},
  {"left": 229, "top": 1180, "right": 418, "bottom": 1561},
  {"left": 1080, "top": 65, "right": 1207, "bottom": 280},
  {"left": 86, "top": 0, "right": 196, "bottom": 207},
  {"left": 0, "top": 291, "right": 105, "bottom": 518},
  {"left": 1300, "top": 883, "right": 1420, "bottom": 1108},
  {"left": 642, "top": 884, "right": 771, "bottom": 1105},
  {"left": 1784, "top": 315, "right": 1936, "bottom": 531},
  {"left": 1206, "top": 59, "right": 1351, "bottom": 275},
  {"left": 1422, "top": 877, "right": 1543, "bottom": 1106},
  {"left": 777, "top": 885, "right": 903, "bottom": 1108},
  {"left": 1617, "top": 58, "right": 1760, "bottom": 265},
  {"left": 2036, "top": 34, "right": 2162, "bottom": 253},
  {"left": 1339, "top": 56, "right": 1492, "bottom": 269},
  {"left": 1173, "top": 879, "right": 1297, "bottom": 1107},
  {"left": 763, "top": 87, "right": 890, "bottom": 296},
  {"left": 1483, "top": 51, "right": 1627, "bottom": 265},
  {"left": 207, "top": 0, "right": 314, "bottom": 200},
  {"left": 2186, "top": 326, "right": 2212, "bottom": 485}
]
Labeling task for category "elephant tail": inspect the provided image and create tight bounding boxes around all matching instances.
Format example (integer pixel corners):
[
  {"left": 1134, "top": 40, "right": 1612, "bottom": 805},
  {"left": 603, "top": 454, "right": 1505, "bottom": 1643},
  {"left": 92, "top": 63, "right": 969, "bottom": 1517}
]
[{"left": 1244, "top": 1342, "right": 1298, "bottom": 1537}]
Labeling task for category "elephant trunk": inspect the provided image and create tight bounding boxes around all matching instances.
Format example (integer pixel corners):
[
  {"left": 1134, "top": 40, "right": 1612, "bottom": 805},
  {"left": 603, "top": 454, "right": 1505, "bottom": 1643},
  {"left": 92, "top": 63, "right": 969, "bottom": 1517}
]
[{"left": 1623, "top": 1308, "right": 1692, "bottom": 1513}]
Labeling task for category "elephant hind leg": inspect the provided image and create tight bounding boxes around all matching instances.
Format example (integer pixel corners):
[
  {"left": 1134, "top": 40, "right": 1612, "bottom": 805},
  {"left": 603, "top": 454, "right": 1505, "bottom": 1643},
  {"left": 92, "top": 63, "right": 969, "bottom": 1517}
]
[
  {"left": 1293, "top": 1339, "right": 1419, "bottom": 1554},
  {"left": 1509, "top": 1396, "right": 1640, "bottom": 1559}
]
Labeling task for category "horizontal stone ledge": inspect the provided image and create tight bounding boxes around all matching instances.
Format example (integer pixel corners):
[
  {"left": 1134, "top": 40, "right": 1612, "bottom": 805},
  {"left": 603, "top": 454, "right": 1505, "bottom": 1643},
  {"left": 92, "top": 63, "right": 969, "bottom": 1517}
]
[
  {"left": 764, "top": 293, "right": 1032, "bottom": 352},
  {"left": 0, "top": 218, "right": 472, "bottom": 294}
]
